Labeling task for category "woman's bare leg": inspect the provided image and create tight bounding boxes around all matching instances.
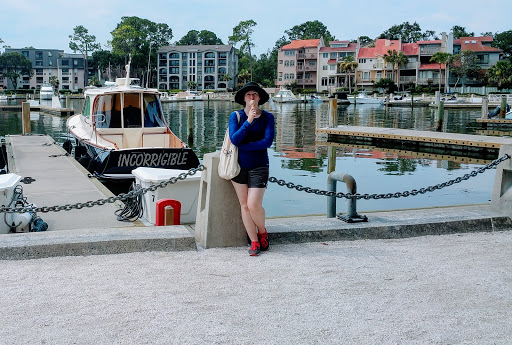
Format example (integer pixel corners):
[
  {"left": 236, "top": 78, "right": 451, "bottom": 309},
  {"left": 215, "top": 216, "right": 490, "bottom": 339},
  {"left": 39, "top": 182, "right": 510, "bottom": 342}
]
[
  {"left": 247, "top": 187, "right": 266, "bottom": 234},
  {"left": 231, "top": 181, "right": 258, "bottom": 241}
]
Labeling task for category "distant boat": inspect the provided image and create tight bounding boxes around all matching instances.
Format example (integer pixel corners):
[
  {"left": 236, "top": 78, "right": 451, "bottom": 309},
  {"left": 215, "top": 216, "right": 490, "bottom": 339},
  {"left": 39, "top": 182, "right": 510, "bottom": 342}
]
[
  {"left": 0, "top": 94, "right": 7, "bottom": 101},
  {"left": 66, "top": 64, "right": 200, "bottom": 181},
  {"left": 39, "top": 85, "right": 54, "bottom": 100},
  {"left": 300, "top": 94, "right": 323, "bottom": 103},
  {"left": 273, "top": 89, "right": 300, "bottom": 103},
  {"left": 348, "top": 92, "right": 383, "bottom": 105}
]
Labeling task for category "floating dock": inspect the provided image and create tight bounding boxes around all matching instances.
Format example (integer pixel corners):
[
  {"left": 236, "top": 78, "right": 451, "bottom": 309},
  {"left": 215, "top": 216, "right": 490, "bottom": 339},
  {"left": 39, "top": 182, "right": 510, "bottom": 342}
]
[
  {"left": 316, "top": 126, "right": 512, "bottom": 158},
  {"left": 0, "top": 105, "right": 74, "bottom": 116},
  {"left": 5, "top": 134, "right": 134, "bottom": 231}
]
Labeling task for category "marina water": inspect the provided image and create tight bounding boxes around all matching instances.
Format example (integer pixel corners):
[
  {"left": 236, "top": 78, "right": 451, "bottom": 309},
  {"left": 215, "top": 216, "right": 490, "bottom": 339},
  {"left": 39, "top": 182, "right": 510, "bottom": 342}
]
[{"left": 0, "top": 99, "right": 499, "bottom": 217}]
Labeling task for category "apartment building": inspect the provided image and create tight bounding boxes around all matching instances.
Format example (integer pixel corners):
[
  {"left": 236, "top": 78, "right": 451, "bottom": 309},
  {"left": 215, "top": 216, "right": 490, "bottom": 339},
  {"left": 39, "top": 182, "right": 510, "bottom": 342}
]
[
  {"left": 317, "top": 41, "right": 357, "bottom": 92},
  {"left": 276, "top": 38, "right": 324, "bottom": 90},
  {"left": 157, "top": 45, "right": 238, "bottom": 91},
  {"left": 1, "top": 48, "right": 86, "bottom": 90},
  {"left": 277, "top": 32, "right": 502, "bottom": 93}
]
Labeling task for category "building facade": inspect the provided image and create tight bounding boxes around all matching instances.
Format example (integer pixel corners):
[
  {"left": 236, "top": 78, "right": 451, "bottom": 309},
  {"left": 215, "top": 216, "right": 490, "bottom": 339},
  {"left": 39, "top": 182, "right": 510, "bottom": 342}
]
[
  {"left": 157, "top": 45, "right": 238, "bottom": 91},
  {"left": 278, "top": 33, "right": 503, "bottom": 93},
  {"left": 1, "top": 48, "right": 86, "bottom": 90},
  {"left": 276, "top": 38, "right": 324, "bottom": 90}
]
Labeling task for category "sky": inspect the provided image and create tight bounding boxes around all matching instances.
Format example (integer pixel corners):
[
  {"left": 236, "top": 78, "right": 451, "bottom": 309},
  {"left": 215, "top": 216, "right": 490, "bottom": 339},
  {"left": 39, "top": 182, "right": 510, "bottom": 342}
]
[{"left": 1, "top": 0, "right": 511, "bottom": 57}]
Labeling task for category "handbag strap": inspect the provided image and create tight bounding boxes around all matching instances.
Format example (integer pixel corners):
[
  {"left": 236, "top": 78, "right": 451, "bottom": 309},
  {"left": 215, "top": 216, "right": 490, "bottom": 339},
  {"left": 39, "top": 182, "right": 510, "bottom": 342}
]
[{"left": 235, "top": 111, "right": 240, "bottom": 125}]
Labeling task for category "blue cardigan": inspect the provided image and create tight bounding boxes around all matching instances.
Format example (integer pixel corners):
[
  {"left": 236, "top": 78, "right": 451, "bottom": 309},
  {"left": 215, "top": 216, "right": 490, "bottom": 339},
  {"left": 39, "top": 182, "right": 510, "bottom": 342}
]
[{"left": 229, "top": 109, "right": 275, "bottom": 170}]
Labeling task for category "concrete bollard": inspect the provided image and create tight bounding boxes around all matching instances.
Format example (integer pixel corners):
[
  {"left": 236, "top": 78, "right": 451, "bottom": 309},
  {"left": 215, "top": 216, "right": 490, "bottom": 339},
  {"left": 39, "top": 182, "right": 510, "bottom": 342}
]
[
  {"left": 22, "top": 102, "right": 31, "bottom": 135},
  {"left": 491, "top": 145, "right": 512, "bottom": 217},
  {"left": 195, "top": 152, "right": 246, "bottom": 249}
]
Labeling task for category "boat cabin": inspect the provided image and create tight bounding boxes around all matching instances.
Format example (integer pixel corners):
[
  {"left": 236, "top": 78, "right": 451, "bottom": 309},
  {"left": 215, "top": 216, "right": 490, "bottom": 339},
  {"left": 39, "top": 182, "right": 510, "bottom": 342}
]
[{"left": 82, "top": 89, "right": 183, "bottom": 150}]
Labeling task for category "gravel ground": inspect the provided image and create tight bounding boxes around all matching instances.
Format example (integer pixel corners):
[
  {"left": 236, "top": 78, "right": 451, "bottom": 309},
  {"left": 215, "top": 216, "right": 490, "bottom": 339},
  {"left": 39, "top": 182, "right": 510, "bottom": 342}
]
[{"left": 1, "top": 231, "right": 511, "bottom": 345}]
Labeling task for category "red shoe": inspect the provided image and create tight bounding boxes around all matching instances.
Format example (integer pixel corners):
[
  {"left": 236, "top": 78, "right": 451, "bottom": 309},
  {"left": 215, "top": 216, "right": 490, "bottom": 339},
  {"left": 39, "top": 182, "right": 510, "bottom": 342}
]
[
  {"left": 258, "top": 229, "right": 269, "bottom": 251},
  {"left": 249, "top": 241, "right": 260, "bottom": 256}
]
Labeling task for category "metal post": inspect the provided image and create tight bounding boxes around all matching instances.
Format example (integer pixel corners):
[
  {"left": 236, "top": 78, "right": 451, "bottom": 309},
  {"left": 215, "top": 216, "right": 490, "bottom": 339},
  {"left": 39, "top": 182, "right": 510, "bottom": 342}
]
[
  {"left": 327, "top": 171, "right": 367, "bottom": 222},
  {"left": 22, "top": 102, "right": 31, "bottom": 135}
]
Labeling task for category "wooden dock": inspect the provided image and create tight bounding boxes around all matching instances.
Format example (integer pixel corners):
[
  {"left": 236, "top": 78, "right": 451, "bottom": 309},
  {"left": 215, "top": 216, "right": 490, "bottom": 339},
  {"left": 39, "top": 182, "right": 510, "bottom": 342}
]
[
  {"left": 5, "top": 134, "right": 135, "bottom": 231},
  {"left": 0, "top": 105, "right": 74, "bottom": 116},
  {"left": 316, "top": 125, "right": 512, "bottom": 158}
]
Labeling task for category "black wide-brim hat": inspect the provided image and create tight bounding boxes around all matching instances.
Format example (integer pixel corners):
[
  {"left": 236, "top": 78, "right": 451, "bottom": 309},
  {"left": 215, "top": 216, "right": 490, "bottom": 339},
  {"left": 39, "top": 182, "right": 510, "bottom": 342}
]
[{"left": 234, "top": 82, "right": 270, "bottom": 105}]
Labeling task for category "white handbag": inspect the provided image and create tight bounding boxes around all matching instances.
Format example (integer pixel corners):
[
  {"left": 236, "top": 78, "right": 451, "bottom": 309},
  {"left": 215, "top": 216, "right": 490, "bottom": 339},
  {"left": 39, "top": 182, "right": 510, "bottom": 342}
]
[{"left": 218, "top": 111, "right": 241, "bottom": 180}]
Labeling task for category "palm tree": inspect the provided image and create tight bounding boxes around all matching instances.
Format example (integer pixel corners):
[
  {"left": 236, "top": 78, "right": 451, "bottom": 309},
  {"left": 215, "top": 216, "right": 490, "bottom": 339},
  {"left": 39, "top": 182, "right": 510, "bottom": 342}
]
[
  {"left": 382, "top": 50, "right": 408, "bottom": 91},
  {"left": 430, "top": 52, "right": 453, "bottom": 93},
  {"left": 237, "top": 70, "right": 251, "bottom": 85},
  {"left": 338, "top": 56, "right": 358, "bottom": 93}
]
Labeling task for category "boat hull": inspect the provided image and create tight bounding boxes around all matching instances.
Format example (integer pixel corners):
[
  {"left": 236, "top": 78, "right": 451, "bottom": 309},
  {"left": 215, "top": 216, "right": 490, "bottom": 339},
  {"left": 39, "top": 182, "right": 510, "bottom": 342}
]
[{"left": 74, "top": 139, "right": 200, "bottom": 180}]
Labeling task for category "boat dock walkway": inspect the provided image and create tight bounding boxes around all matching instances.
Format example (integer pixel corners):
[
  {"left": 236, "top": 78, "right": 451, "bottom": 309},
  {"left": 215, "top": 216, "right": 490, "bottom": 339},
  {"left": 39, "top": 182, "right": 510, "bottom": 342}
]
[
  {"left": 1, "top": 134, "right": 512, "bottom": 261},
  {"left": 4, "top": 134, "right": 133, "bottom": 232},
  {"left": 316, "top": 125, "right": 512, "bottom": 156}
]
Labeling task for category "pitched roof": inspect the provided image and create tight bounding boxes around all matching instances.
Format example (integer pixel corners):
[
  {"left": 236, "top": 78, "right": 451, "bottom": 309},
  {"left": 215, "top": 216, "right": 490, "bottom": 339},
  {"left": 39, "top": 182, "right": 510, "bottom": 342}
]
[
  {"left": 319, "top": 42, "right": 358, "bottom": 52},
  {"left": 374, "top": 39, "right": 400, "bottom": 56},
  {"left": 281, "top": 39, "right": 321, "bottom": 50},
  {"left": 402, "top": 43, "right": 419, "bottom": 56},
  {"left": 357, "top": 47, "right": 376, "bottom": 59},
  {"left": 458, "top": 36, "right": 502, "bottom": 52}
]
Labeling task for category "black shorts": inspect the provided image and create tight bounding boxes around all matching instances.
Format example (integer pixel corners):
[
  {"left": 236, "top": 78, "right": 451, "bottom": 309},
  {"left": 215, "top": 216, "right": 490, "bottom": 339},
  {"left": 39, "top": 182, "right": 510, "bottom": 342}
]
[{"left": 232, "top": 166, "right": 269, "bottom": 188}]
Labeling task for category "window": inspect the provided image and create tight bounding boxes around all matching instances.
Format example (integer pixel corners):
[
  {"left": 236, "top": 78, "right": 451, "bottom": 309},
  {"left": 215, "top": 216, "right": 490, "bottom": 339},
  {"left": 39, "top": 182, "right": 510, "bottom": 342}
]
[
  {"left": 204, "top": 67, "right": 215, "bottom": 73},
  {"left": 290, "top": 73, "right": 294, "bottom": 79},
  {"left": 330, "top": 65, "right": 335, "bottom": 70},
  {"left": 477, "top": 54, "right": 489, "bottom": 64},
  {"left": 62, "top": 60, "right": 69, "bottom": 66},
  {"left": 74, "top": 60, "right": 78, "bottom": 66},
  {"left": 182, "top": 53, "right": 188, "bottom": 59},
  {"left": 359, "top": 59, "right": 366, "bottom": 64},
  {"left": 169, "top": 53, "right": 179, "bottom": 59},
  {"left": 309, "top": 61, "right": 315, "bottom": 66},
  {"left": 279, "top": 60, "right": 283, "bottom": 64},
  {"left": 329, "top": 77, "right": 335, "bottom": 85},
  {"left": 290, "top": 60, "right": 295, "bottom": 66},
  {"left": 170, "top": 60, "right": 180, "bottom": 66},
  {"left": 362, "top": 71, "right": 370, "bottom": 81},
  {"left": 205, "top": 52, "right": 215, "bottom": 58},
  {"left": 321, "top": 77, "right": 327, "bottom": 86},
  {"left": 284, "top": 60, "right": 290, "bottom": 66},
  {"left": 323, "top": 53, "right": 328, "bottom": 58},
  {"left": 323, "top": 66, "right": 328, "bottom": 70},
  {"left": 330, "top": 53, "right": 336, "bottom": 58},
  {"left": 35, "top": 51, "right": 43, "bottom": 59},
  {"left": 284, "top": 73, "right": 289, "bottom": 79},
  {"left": 22, "top": 51, "right": 29, "bottom": 58}
]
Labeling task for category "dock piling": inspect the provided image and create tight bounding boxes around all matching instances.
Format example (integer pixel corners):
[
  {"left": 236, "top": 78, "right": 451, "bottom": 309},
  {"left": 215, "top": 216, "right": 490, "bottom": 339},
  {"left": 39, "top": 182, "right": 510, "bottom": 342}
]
[
  {"left": 500, "top": 95, "right": 507, "bottom": 118},
  {"left": 481, "top": 98, "right": 488, "bottom": 119},
  {"left": 328, "top": 98, "right": 337, "bottom": 127},
  {"left": 22, "top": 102, "right": 31, "bottom": 135},
  {"left": 436, "top": 101, "right": 444, "bottom": 131},
  {"left": 187, "top": 105, "right": 194, "bottom": 144}
]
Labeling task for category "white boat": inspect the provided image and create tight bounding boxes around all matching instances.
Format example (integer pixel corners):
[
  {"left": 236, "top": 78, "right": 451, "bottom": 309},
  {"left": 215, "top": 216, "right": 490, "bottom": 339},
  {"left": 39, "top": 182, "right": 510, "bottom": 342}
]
[
  {"left": 0, "top": 94, "right": 7, "bottom": 102},
  {"left": 39, "top": 85, "right": 54, "bottom": 100},
  {"left": 300, "top": 94, "right": 323, "bottom": 103},
  {"left": 348, "top": 92, "right": 383, "bottom": 105},
  {"left": 273, "top": 89, "right": 300, "bottom": 103},
  {"left": 66, "top": 63, "right": 200, "bottom": 181}
]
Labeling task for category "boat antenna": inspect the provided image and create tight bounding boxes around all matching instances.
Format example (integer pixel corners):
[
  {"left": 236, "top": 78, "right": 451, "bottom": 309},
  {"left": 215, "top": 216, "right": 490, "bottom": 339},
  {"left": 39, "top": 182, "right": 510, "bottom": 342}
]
[{"left": 125, "top": 54, "right": 131, "bottom": 87}]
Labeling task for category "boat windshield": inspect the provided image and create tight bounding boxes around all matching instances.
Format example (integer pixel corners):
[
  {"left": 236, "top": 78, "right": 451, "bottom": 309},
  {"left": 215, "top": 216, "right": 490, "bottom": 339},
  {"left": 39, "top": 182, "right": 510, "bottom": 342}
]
[
  {"left": 94, "top": 94, "right": 122, "bottom": 128},
  {"left": 143, "top": 94, "right": 165, "bottom": 127}
]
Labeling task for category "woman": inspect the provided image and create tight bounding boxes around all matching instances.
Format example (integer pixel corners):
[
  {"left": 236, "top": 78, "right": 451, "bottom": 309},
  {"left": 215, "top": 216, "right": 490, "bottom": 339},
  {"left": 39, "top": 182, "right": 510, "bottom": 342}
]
[{"left": 229, "top": 82, "right": 275, "bottom": 256}]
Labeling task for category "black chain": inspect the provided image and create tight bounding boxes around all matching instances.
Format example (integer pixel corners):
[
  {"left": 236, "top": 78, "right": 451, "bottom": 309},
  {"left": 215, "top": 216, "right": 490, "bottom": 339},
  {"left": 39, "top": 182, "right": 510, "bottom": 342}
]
[
  {"left": 269, "top": 154, "right": 510, "bottom": 200},
  {"left": 0, "top": 165, "right": 205, "bottom": 214}
]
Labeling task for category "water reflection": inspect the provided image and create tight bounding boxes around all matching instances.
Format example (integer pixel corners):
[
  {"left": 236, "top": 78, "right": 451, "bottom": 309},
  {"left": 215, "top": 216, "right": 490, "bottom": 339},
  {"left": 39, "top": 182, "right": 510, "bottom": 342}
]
[{"left": 0, "top": 99, "right": 502, "bottom": 217}]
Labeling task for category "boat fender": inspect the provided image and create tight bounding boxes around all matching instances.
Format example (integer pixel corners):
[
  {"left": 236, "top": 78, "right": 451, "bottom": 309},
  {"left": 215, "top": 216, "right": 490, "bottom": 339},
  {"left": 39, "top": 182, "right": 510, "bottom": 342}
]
[
  {"left": 12, "top": 212, "right": 33, "bottom": 232},
  {"left": 74, "top": 145, "right": 87, "bottom": 159},
  {"left": 63, "top": 139, "right": 73, "bottom": 154}
]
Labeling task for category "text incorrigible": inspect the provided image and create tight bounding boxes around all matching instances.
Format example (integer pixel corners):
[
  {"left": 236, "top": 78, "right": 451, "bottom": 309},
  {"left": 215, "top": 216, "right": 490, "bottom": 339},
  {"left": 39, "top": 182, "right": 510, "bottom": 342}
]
[{"left": 117, "top": 151, "right": 189, "bottom": 167}]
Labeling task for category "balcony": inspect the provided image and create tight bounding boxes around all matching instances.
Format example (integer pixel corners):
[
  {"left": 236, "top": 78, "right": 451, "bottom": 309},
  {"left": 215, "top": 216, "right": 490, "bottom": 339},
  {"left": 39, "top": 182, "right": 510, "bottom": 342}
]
[
  {"left": 417, "top": 77, "right": 442, "bottom": 85},
  {"left": 400, "top": 62, "right": 418, "bottom": 70},
  {"left": 399, "top": 76, "right": 416, "bottom": 83},
  {"left": 297, "top": 79, "right": 315, "bottom": 85},
  {"left": 419, "top": 47, "right": 441, "bottom": 55}
]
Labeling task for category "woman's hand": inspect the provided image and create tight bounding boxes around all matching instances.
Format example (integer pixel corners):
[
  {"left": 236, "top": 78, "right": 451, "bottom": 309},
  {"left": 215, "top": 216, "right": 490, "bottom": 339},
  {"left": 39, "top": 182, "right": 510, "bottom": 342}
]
[{"left": 247, "top": 100, "right": 257, "bottom": 123}]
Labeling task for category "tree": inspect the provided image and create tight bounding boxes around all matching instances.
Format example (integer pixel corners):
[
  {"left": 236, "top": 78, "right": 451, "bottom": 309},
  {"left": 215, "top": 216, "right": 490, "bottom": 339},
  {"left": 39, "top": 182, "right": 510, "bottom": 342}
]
[
  {"left": 486, "top": 60, "right": 512, "bottom": 90},
  {"left": 109, "top": 16, "right": 173, "bottom": 78},
  {"left": 0, "top": 52, "right": 34, "bottom": 90},
  {"left": 430, "top": 52, "right": 453, "bottom": 92},
  {"left": 358, "top": 36, "right": 374, "bottom": 47},
  {"left": 90, "top": 50, "right": 124, "bottom": 82},
  {"left": 197, "top": 30, "right": 223, "bottom": 45},
  {"left": 237, "top": 69, "right": 251, "bottom": 85},
  {"left": 374, "top": 78, "right": 397, "bottom": 94},
  {"left": 383, "top": 50, "right": 408, "bottom": 91},
  {"left": 379, "top": 21, "right": 435, "bottom": 43},
  {"left": 253, "top": 51, "right": 277, "bottom": 87},
  {"left": 176, "top": 30, "right": 200, "bottom": 45},
  {"left": 187, "top": 80, "right": 197, "bottom": 91},
  {"left": 451, "top": 25, "right": 474, "bottom": 39},
  {"left": 284, "top": 20, "right": 335, "bottom": 44},
  {"left": 229, "top": 20, "right": 257, "bottom": 81},
  {"left": 49, "top": 75, "right": 59, "bottom": 89},
  {"left": 493, "top": 30, "right": 512, "bottom": 58},
  {"left": 338, "top": 56, "right": 358, "bottom": 92},
  {"left": 450, "top": 50, "right": 480, "bottom": 89},
  {"left": 69, "top": 25, "right": 101, "bottom": 87}
]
